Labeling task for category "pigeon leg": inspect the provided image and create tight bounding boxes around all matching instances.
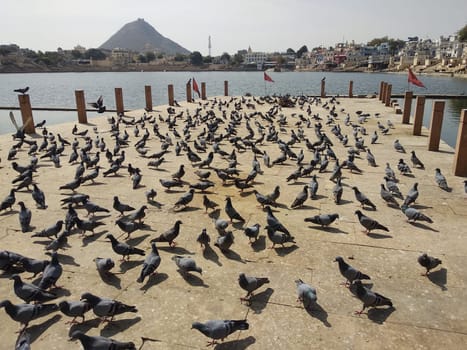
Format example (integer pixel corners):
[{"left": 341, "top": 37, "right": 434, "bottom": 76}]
[
  {"left": 170, "top": 241, "right": 177, "bottom": 248},
  {"left": 206, "top": 340, "right": 219, "bottom": 347},
  {"left": 354, "top": 306, "right": 367, "bottom": 315},
  {"left": 65, "top": 316, "right": 79, "bottom": 325}
]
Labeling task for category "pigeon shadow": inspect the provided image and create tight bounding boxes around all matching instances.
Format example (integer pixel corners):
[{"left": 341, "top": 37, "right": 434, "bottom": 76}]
[
  {"left": 173, "top": 205, "right": 201, "bottom": 213},
  {"left": 305, "top": 302, "right": 331, "bottom": 327},
  {"left": 232, "top": 222, "right": 245, "bottom": 230},
  {"left": 220, "top": 249, "right": 245, "bottom": 263},
  {"left": 274, "top": 244, "right": 299, "bottom": 256},
  {"left": 275, "top": 203, "right": 289, "bottom": 210},
  {"left": 125, "top": 234, "right": 150, "bottom": 246},
  {"left": 214, "top": 336, "right": 256, "bottom": 350},
  {"left": 316, "top": 226, "right": 348, "bottom": 234},
  {"left": 101, "top": 316, "right": 142, "bottom": 337},
  {"left": 249, "top": 287, "right": 274, "bottom": 314},
  {"left": 51, "top": 286, "right": 72, "bottom": 298},
  {"left": 119, "top": 259, "right": 143, "bottom": 273},
  {"left": 27, "top": 314, "right": 62, "bottom": 343},
  {"left": 208, "top": 208, "right": 221, "bottom": 220},
  {"left": 82, "top": 230, "right": 107, "bottom": 247},
  {"left": 336, "top": 199, "right": 353, "bottom": 206},
  {"left": 140, "top": 272, "right": 169, "bottom": 293},
  {"left": 292, "top": 204, "right": 315, "bottom": 211},
  {"left": 362, "top": 206, "right": 377, "bottom": 212},
  {"left": 367, "top": 306, "right": 396, "bottom": 324},
  {"left": 180, "top": 272, "right": 208, "bottom": 288},
  {"left": 411, "top": 204, "right": 433, "bottom": 210},
  {"left": 158, "top": 246, "right": 195, "bottom": 255},
  {"left": 409, "top": 222, "right": 439, "bottom": 232},
  {"left": 427, "top": 268, "right": 448, "bottom": 291},
  {"left": 68, "top": 318, "right": 101, "bottom": 337},
  {"left": 56, "top": 253, "right": 80, "bottom": 266},
  {"left": 366, "top": 232, "right": 392, "bottom": 239},
  {"left": 147, "top": 200, "right": 163, "bottom": 209},
  {"left": 98, "top": 271, "right": 122, "bottom": 290},
  {"left": 311, "top": 194, "right": 327, "bottom": 201},
  {"left": 202, "top": 245, "right": 222, "bottom": 266},
  {"left": 251, "top": 235, "right": 266, "bottom": 252}
]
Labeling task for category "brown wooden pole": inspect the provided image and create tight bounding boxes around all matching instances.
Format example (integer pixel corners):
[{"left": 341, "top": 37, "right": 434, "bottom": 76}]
[
  {"left": 385, "top": 84, "right": 392, "bottom": 107},
  {"left": 379, "top": 81, "right": 384, "bottom": 101},
  {"left": 320, "top": 79, "right": 326, "bottom": 98},
  {"left": 453, "top": 109, "right": 467, "bottom": 176},
  {"left": 144, "top": 85, "right": 153, "bottom": 111},
  {"left": 380, "top": 82, "right": 387, "bottom": 103},
  {"left": 168, "top": 84, "right": 174, "bottom": 106},
  {"left": 224, "top": 80, "right": 229, "bottom": 96},
  {"left": 348, "top": 80, "right": 353, "bottom": 98},
  {"left": 402, "top": 91, "right": 413, "bottom": 124},
  {"left": 413, "top": 96, "right": 426, "bottom": 135},
  {"left": 428, "top": 100, "right": 445, "bottom": 151},
  {"left": 201, "top": 82, "right": 206, "bottom": 100},
  {"left": 186, "top": 82, "right": 192, "bottom": 102},
  {"left": 75, "top": 90, "right": 87, "bottom": 124},
  {"left": 114, "top": 88, "right": 124, "bottom": 115},
  {"left": 17, "top": 94, "right": 35, "bottom": 134}
]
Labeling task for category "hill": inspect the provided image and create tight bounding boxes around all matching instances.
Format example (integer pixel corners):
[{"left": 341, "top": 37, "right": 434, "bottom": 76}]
[{"left": 99, "top": 18, "right": 190, "bottom": 55}]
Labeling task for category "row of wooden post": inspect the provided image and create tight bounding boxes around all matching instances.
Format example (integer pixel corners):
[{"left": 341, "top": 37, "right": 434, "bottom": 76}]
[
  {"left": 380, "top": 81, "right": 467, "bottom": 176},
  {"left": 319, "top": 80, "right": 354, "bottom": 98}
]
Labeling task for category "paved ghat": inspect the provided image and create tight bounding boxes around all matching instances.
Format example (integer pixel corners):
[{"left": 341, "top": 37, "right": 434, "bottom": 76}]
[{"left": 0, "top": 96, "right": 466, "bottom": 349}]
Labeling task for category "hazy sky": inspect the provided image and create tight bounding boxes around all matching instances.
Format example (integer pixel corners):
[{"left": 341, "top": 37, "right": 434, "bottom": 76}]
[{"left": 1, "top": 0, "right": 466, "bottom": 55}]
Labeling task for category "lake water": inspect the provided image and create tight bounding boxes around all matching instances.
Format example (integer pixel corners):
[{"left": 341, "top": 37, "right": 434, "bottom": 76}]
[{"left": 1, "top": 71, "right": 466, "bottom": 146}]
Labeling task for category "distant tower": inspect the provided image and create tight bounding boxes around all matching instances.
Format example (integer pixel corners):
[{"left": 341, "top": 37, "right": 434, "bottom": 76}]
[{"left": 208, "top": 35, "right": 211, "bottom": 57}]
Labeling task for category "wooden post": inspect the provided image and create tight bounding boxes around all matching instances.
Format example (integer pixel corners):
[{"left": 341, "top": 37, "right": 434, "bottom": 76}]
[
  {"left": 114, "top": 88, "right": 124, "bottom": 115},
  {"left": 413, "top": 96, "right": 426, "bottom": 135},
  {"left": 186, "top": 82, "right": 192, "bottom": 102},
  {"left": 224, "top": 80, "right": 229, "bottom": 96},
  {"left": 428, "top": 100, "right": 445, "bottom": 151},
  {"left": 379, "top": 81, "right": 385, "bottom": 101},
  {"left": 453, "top": 109, "right": 467, "bottom": 176},
  {"left": 380, "top": 82, "right": 387, "bottom": 103},
  {"left": 402, "top": 91, "right": 413, "bottom": 124},
  {"left": 168, "top": 84, "right": 174, "bottom": 106},
  {"left": 320, "top": 79, "right": 326, "bottom": 98},
  {"left": 75, "top": 90, "right": 87, "bottom": 124},
  {"left": 201, "top": 82, "right": 206, "bottom": 100},
  {"left": 144, "top": 85, "right": 153, "bottom": 111},
  {"left": 385, "top": 84, "right": 392, "bottom": 106},
  {"left": 348, "top": 80, "right": 353, "bottom": 98},
  {"left": 17, "top": 94, "right": 35, "bottom": 134}
]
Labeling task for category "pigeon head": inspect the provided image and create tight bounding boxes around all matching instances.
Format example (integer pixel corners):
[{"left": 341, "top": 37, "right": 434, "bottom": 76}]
[
  {"left": 354, "top": 210, "right": 363, "bottom": 217},
  {"left": 334, "top": 256, "right": 344, "bottom": 263},
  {"left": 105, "top": 234, "right": 115, "bottom": 240},
  {"left": 9, "top": 274, "right": 21, "bottom": 282}
]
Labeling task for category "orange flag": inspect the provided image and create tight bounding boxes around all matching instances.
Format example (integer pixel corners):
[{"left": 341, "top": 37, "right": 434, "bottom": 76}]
[
  {"left": 264, "top": 72, "right": 274, "bottom": 83},
  {"left": 192, "top": 77, "right": 201, "bottom": 97},
  {"left": 408, "top": 68, "right": 425, "bottom": 88}
]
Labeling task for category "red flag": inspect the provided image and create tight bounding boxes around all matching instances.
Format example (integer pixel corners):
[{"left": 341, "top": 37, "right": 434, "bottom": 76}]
[
  {"left": 408, "top": 68, "right": 425, "bottom": 88},
  {"left": 192, "top": 77, "right": 201, "bottom": 97},
  {"left": 264, "top": 72, "right": 274, "bottom": 83}
]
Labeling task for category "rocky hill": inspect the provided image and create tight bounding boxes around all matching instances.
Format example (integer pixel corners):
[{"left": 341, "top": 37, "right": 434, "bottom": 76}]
[{"left": 99, "top": 18, "right": 190, "bottom": 55}]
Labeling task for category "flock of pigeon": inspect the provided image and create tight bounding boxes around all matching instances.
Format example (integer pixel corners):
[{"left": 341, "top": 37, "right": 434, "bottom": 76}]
[{"left": 0, "top": 91, "right": 460, "bottom": 349}]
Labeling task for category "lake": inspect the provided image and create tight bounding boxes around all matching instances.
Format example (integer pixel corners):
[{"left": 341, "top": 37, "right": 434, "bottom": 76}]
[{"left": 1, "top": 71, "right": 466, "bottom": 146}]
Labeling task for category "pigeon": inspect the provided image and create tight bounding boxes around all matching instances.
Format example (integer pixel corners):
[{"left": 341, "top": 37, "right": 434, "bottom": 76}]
[
  {"left": 19, "top": 257, "right": 49, "bottom": 279},
  {"left": 137, "top": 242, "right": 161, "bottom": 283},
  {"left": 174, "top": 188, "right": 195, "bottom": 208},
  {"left": 332, "top": 178, "right": 343, "bottom": 204},
  {"left": 88, "top": 95, "right": 106, "bottom": 113},
  {"left": 17, "top": 201, "right": 32, "bottom": 233},
  {"left": 113, "top": 196, "right": 135, "bottom": 216},
  {"left": 215, "top": 218, "right": 229, "bottom": 235},
  {"left": 243, "top": 223, "right": 261, "bottom": 243},
  {"left": 397, "top": 159, "right": 411, "bottom": 175},
  {"left": 74, "top": 217, "right": 105, "bottom": 236},
  {"left": 106, "top": 234, "right": 145, "bottom": 261},
  {"left": 265, "top": 225, "right": 295, "bottom": 249},
  {"left": 44, "top": 231, "right": 69, "bottom": 252},
  {"left": 58, "top": 300, "right": 92, "bottom": 324},
  {"left": 172, "top": 255, "right": 202, "bottom": 275},
  {"left": 159, "top": 178, "right": 183, "bottom": 191},
  {"left": 334, "top": 256, "right": 371, "bottom": 285},
  {"left": 238, "top": 273, "right": 269, "bottom": 302},
  {"left": 352, "top": 186, "right": 376, "bottom": 210},
  {"left": 214, "top": 231, "right": 235, "bottom": 252},
  {"left": 225, "top": 197, "right": 245, "bottom": 222},
  {"left": 384, "top": 176, "right": 403, "bottom": 199},
  {"left": 80, "top": 292, "right": 137, "bottom": 323},
  {"left": 151, "top": 220, "right": 183, "bottom": 247},
  {"left": 171, "top": 164, "right": 185, "bottom": 180},
  {"left": 384, "top": 163, "right": 397, "bottom": 181},
  {"left": 191, "top": 180, "right": 215, "bottom": 192},
  {"left": 291, "top": 186, "right": 308, "bottom": 209},
  {"left": 308, "top": 175, "right": 319, "bottom": 199},
  {"left": 145, "top": 189, "right": 157, "bottom": 203},
  {"left": 37, "top": 251, "right": 62, "bottom": 290},
  {"left": 304, "top": 213, "right": 339, "bottom": 227},
  {"left": 410, "top": 150, "right": 424, "bottom": 169},
  {"left": 435, "top": 168, "right": 449, "bottom": 191},
  {"left": 355, "top": 210, "right": 389, "bottom": 234},
  {"left": 203, "top": 195, "right": 218, "bottom": 213},
  {"left": 403, "top": 182, "right": 419, "bottom": 207},
  {"left": 252, "top": 190, "right": 276, "bottom": 208},
  {"left": 126, "top": 205, "right": 147, "bottom": 223},
  {"left": 366, "top": 148, "right": 377, "bottom": 167},
  {"left": 191, "top": 319, "right": 249, "bottom": 347},
  {"left": 93, "top": 257, "right": 115, "bottom": 275},
  {"left": 60, "top": 193, "right": 89, "bottom": 207},
  {"left": 15, "top": 330, "right": 31, "bottom": 350},
  {"left": 295, "top": 279, "right": 317, "bottom": 309},
  {"left": 351, "top": 280, "right": 393, "bottom": 315},
  {"left": 116, "top": 218, "right": 144, "bottom": 239},
  {"left": 417, "top": 253, "right": 442, "bottom": 276},
  {"left": 401, "top": 205, "right": 433, "bottom": 223},
  {"left": 393, "top": 139, "right": 405, "bottom": 153},
  {"left": 0, "top": 300, "right": 58, "bottom": 332},
  {"left": 31, "top": 184, "right": 47, "bottom": 209},
  {"left": 10, "top": 274, "right": 56, "bottom": 304},
  {"left": 14, "top": 87, "right": 29, "bottom": 94},
  {"left": 196, "top": 228, "right": 210, "bottom": 248},
  {"left": 380, "top": 184, "right": 399, "bottom": 207},
  {"left": 82, "top": 198, "right": 110, "bottom": 217},
  {"left": 1, "top": 189, "right": 16, "bottom": 212},
  {"left": 265, "top": 205, "right": 290, "bottom": 236},
  {"left": 59, "top": 177, "right": 81, "bottom": 192},
  {"left": 70, "top": 331, "right": 135, "bottom": 350}
]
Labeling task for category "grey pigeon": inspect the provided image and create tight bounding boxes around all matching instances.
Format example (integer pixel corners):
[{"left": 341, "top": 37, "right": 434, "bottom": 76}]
[
  {"left": 418, "top": 253, "right": 442, "bottom": 276},
  {"left": 61, "top": 193, "right": 89, "bottom": 207},
  {"left": 116, "top": 218, "right": 144, "bottom": 239},
  {"left": 31, "top": 184, "right": 47, "bottom": 209},
  {"left": 333, "top": 178, "right": 343, "bottom": 204},
  {"left": 253, "top": 190, "right": 276, "bottom": 208},
  {"left": 351, "top": 280, "right": 393, "bottom": 315},
  {"left": 174, "top": 188, "right": 195, "bottom": 208},
  {"left": 295, "top": 279, "right": 317, "bottom": 309},
  {"left": 19, "top": 257, "right": 49, "bottom": 279},
  {"left": 355, "top": 210, "right": 388, "bottom": 234},
  {"left": 94, "top": 257, "right": 115, "bottom": 275},
  {"left": 113, "top": 196, "right": 135, "bottom": 216},
  {"left": 267, "top": 185, "right": 281, "bottom": 204},
  {"left": 80, "top": 292, "right": 137, "bottom": 323},
  {"left": 238, "top": 273, "right": 269, "bottom": 302},
  {"left": 70, "top": 330, "right": 136, "bottom": 350},
  {"left": 172, "top": 255, "right": 202, "bottom": 275},
  {"left": 82, "top": 198, "right": 110, "bottom": 217},
  {"left": 435, "top": 168, "right": 449, "bottom": 191},
  {"left": 384, "top": 176, "right": 403, "bottom": 199},
  {"left": 59, "top": 177, "right": 81, "bottom": 192},
  {"left": 58, "top": 300, "right": 92, "bottom": 324},
  {"left": 366, "top": 148, "right": 377, "bottom": 167},
  {"left": 159, "top": 178, "right": 183, "bottom": 191},
  {"left": 304, "top": 213, "right": 339, "bottom": 227},
  {"left": 352, "top": 186, "right": 376, "bottom": 210},
  {"left": 397, "top": 159, "right": 411, "bottom": 175},
  {"left": 243, "top": 223, "right": 261, "bottom": 243},
  {"left": 106, "top": 234, "right": 145, "bottom": 261},
  {"left": 334, "top": 256, "right": 370, "bottom": 285},
  {"left": 403, "top": 182, "right": 419, "bottom": 207},
  {"left": 32, "top": 220, "right": 63, "bottom": 239},
  {"left": 308, "top": 175, "right": 319, "bottom": 199},
  {"left": 0, "top": 300, "right": 58, "bottom": 332},
  {"left": 215, "top": 218, "right": 229, "bottom": 235},
  {"left": 17, "top": 201, "right": 32, "bottom": 233},
  {"left": 384, "top": 163, "right": 397, "bottom": 181},
  {"left": 137, "top": 242, "right": 161, "bottom": 283},
  {"left": 291, "top": 186, "right": 308, "bottom": 209},
  {"left": 10, "top": 274, "right": 56, "bottom": 304},
  {"left": 145, "top": 189, "right": 158, "bottom": 203},
  {"left": 38, "top": 251, "right": 62, "bottom": 290},
  {"left": 191, "top": 319, "right": 249, "bottom": 347},
  {"left": 225, "top": 197, "right": 245, "bottom": 222},
  {"left": 214, "top": 231, "right": 235, "bottom": 252},
  {"left": 0, "top": 189, "right": 16, "bottom": 211},
  {"left": 203, "top": 195, "right": 218, "bottom": 212},
  {"left": 401, "top": 205, "right": 433, "bottom": 223},
  {"left": 45, "top": 231, "right": 69, "bottom": 251},
  {"left": 393, "top": 139, "right": 405, "bottom": 153},
  {"left": 150, "top": 220, "right": 182, "bottom": 247},
  {"left": 265, "top": 206, "right": 290, "bottom": 237},
  {"left": 196, "top": 228, "right": 210, "bottom": 248},
  {"left": 126, "top": 205, "right": 147, "bottom": 223},
  {"left": 265, "top": 225, "right": 295, "bottom": 249},
  {"left": 15, "top": 331, "right": 31, "bottom": 350},
  {"left": 380, "top": 184, "right": 399, "bottom": 207},
  {"left": 410, "top": 150, "right": 424, "bottom": 168},
  {"left": 74, "top": 217, "right": 105, "bottom": 236}
]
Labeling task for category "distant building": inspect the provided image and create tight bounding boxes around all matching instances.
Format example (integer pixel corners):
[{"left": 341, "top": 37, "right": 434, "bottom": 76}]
[
  {"left": 243, "top": 47, "right": 267, "bottom": 69},
  {"left": 111, "top": 48, "right": 131, "bottom": 65}
]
